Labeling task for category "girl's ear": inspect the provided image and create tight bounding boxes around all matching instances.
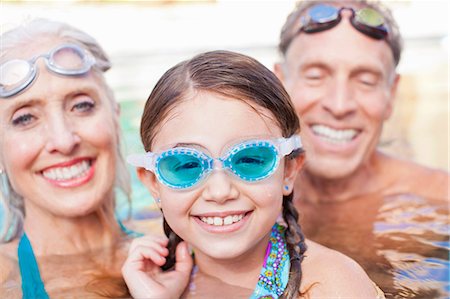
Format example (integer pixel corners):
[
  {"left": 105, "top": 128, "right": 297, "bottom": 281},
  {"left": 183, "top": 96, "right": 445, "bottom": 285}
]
[
  {"left": 282, "top": 153, "right": 305, "bottom": 195},
  {"left": 137, "top": 168, "right": 161, "bottom": 208}
]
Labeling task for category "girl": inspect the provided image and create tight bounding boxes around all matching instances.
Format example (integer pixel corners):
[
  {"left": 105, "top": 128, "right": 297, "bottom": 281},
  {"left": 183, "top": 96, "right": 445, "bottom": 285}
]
[{"left": 123, "top": 50, "right": 384, "bottom": 298}]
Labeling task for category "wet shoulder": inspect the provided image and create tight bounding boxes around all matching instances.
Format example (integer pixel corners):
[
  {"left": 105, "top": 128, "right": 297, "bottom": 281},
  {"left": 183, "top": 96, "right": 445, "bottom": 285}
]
[
  {"left": 383, "top": 155, "right": 449, "bottom": 201},
  {"left": 301, "top": 240, "right": 380, "bottom": 298},
  {"left": 123, "top": 217, "right": 164, "bottom": 236},
  {"left": 0, "top": 240, "right": 19, "bottom": 284}
]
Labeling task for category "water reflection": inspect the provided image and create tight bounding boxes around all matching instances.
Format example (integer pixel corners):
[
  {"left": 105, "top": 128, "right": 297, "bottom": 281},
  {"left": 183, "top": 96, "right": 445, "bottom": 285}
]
[{"left": 298, "top": 194, "right": 449, "bottom": 299}]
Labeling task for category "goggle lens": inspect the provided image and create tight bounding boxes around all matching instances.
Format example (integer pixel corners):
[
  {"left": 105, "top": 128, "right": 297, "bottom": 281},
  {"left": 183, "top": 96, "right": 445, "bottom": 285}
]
[
  {"left": 355, "top": 8, "right": 384, "bottom": 27},
  {"left": 158, "top": 153, "right": 205, "bottom": 188},
  {"left": 0, "top": 60, "right": 33, "bottom": 90},
  {"left": 229, "top": 145, "right": 277, "bottom": 180},
  {"left": 50, "top": 46, "right": 88, "bottom": 71},
  {"left": 309, "top": 4, "right": 338, "bottom": 23}
]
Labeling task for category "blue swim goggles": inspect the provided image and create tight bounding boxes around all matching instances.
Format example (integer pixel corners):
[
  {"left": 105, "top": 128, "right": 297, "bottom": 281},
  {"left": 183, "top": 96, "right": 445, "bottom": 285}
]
[
  {"left": 0, "top": 43, "right": 96, "bottom": 98},
  {"left": 127, "top": 135, "right": 302, "bottom": 190}
]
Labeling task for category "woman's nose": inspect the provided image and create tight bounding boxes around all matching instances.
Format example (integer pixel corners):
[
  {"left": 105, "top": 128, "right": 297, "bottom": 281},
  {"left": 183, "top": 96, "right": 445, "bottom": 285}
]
[{"left": 44, "top": 114, "right": 81, "bottom": 154}]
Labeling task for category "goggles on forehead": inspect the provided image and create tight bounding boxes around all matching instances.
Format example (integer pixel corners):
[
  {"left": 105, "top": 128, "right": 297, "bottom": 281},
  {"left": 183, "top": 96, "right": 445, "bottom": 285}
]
[
  {"left": 127, "top": 135, "right": 302, "bottom": 190},
  {"left": 0, "top": 43, "right": 96, "bottom": 98},
  {"left": 298, "top": 4, "right": 388, "bottom": 40}
]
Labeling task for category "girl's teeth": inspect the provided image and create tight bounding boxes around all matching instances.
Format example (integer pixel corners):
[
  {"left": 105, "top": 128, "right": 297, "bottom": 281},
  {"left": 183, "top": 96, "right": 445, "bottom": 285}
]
[
  {"left": 213, "top": 217, "right": 223, "bottom": 226},
  {"left": 223, "top": 215, "right": 233, "bottom": 225},
  {"left": 200, "top": 214, "right": 244, "bottom": 226}
]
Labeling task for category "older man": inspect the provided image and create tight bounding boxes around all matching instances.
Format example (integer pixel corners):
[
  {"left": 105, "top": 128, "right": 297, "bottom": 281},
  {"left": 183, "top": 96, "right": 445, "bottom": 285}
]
[{"left": 275, "top": 1, "right": 449, "bottom": 298}]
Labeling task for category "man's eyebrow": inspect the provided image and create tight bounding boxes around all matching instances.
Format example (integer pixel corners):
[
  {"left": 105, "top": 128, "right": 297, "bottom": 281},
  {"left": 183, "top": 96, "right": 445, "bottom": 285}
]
[
  {"left": 350, "top": 66, "right": 384, "bottom": 78},
  {"left": 298, "top": 62, "right": 331, "bottom": 72}
]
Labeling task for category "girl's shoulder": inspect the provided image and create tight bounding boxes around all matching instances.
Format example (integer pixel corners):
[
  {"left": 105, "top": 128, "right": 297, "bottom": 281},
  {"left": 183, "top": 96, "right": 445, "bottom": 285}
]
[{"left": 300, "top": 239, "right": 381, "bottom": 298}]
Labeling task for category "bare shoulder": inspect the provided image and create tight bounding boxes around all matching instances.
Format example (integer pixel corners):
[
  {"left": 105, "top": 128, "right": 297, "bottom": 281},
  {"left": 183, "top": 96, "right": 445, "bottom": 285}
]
[
  {"left": 124, "top": 216, "right": 164, "bottom": 236},
  {"left": 300, "top": 240, "right": 380, "bottom": 298},
  {"left": 0, "top": 240, "right": 19, "bottom": 283},
  {"left": 382, "top": 154, "right": 449, "bottom": 201}
]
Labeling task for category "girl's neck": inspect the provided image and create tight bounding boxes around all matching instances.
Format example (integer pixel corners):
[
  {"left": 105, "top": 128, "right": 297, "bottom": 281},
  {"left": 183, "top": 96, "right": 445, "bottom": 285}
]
[
  {"left": 22, "top": 203, "right": 121, "bottom": 256},
  {"left": 192, "top": 232, "right": 271, "bottom": 289}
]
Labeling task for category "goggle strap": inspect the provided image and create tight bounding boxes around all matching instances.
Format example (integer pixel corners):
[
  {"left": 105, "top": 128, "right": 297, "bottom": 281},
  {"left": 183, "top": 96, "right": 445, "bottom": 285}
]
[
  {"left": 279, "top": 135, "right": 302, "bottom": 156},
  {"left": 126, "top": 153, "right": 155, "bottom": 171}
]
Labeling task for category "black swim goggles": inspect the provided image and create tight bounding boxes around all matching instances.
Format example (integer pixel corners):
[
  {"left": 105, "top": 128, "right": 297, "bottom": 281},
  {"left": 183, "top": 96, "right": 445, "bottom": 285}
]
[
  {"left": 298, "top": 4, "right": 388, "bottom": 39},
  {"left": 0, "top": 44, "right": 96, "bottom": 98}
]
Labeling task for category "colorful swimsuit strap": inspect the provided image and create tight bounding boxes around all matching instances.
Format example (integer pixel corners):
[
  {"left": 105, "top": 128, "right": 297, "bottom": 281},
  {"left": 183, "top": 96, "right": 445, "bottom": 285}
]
[
  {"left": 117, "top": 218, "right": 144, "bottom": 238},
  {"left": 18, "top": 219, "right": 141, "bottom": 299},
  {"left": 18, "top": 233, "right": 49, "bottom": 299},
  {"left": 250, "top": 223, "right": 290, "bottom": 299}
]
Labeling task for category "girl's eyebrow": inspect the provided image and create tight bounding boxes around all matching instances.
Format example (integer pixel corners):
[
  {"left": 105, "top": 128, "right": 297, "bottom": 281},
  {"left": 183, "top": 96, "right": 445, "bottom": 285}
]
[{"left": 173, "top": 142, "right": 207, "bottom": 150}]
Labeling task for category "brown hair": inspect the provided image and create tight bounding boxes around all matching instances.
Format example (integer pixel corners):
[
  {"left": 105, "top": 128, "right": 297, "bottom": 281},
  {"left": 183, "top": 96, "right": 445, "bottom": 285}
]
[
  {"left": 140, "top": 50, "right": 307, "bottom": 298},
  {"left": 279, "top": 0, "right": 403, "bottom": 66}
]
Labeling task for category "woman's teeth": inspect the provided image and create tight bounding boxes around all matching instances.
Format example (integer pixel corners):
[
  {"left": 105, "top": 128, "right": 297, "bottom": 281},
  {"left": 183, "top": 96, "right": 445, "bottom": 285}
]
[
  {"left": 42, "top": 160, "right": 91, "bottom": 181},
  {"left": 200, "top": 214, "right": 244, "bottom": 226}
]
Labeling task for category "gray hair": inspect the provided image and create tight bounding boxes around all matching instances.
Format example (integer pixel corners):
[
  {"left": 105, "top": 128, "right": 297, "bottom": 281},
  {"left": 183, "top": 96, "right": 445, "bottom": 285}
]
[
  {"left": 278, "top": 0, "right": 403, "bottom": 66},
  {"left": 0, "top": 18, "right": 131, "bottom": 243}
]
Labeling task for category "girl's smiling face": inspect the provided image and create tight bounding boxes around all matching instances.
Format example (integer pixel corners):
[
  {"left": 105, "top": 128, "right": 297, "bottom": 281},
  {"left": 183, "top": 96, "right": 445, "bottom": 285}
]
[{"left": 139, "top": 91, "right": 298, "bottom": 261}]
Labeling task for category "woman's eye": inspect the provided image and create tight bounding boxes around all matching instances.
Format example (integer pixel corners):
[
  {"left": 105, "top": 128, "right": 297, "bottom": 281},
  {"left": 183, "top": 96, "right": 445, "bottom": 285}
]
[
  {"left": 72, "top": 100, "right": 95, "bottom": 112},
  {"left": 12, "top": 113, "right": 35, "bottom": 127}
]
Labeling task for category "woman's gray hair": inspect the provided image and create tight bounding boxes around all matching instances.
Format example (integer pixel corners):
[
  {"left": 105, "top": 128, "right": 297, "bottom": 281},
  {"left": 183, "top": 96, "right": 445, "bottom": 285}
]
[{"left": 0, "top": 18, "right": 131, "bottom": 243}]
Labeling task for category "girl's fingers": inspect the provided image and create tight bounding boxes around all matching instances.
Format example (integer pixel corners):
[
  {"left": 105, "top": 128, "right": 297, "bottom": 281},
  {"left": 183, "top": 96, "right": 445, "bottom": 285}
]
[
  {"left": 128, "top": 234, "right": 169, "bottom": 254},
  {"left": 125, "top": 244, "right": 167, "bottom": 270},
  {"left": 174, "top": 241, "right": 193, "bottom": 276}
]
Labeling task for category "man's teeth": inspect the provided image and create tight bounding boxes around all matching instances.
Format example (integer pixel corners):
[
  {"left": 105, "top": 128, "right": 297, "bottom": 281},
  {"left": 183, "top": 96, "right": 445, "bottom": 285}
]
[
  {"left": 42, "top": 160, "right": 91, "bottom": 181},
  {"left": 311, "top": 125, "right": 358, "bottom": 144},
  {"left": 200, "top": 214, "right": 244, "bottom": 226}
]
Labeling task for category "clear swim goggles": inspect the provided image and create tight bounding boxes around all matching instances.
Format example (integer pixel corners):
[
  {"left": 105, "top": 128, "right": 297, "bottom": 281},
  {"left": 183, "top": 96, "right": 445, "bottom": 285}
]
[
  {"left": 298, "top": 4, "right": 388, "bottom": 39},
  {"left": 127, "top": 135, "right": 302, "bottom": 190},
  {"left": 0, "top": 43, "right": 96, "bottom": 98}
]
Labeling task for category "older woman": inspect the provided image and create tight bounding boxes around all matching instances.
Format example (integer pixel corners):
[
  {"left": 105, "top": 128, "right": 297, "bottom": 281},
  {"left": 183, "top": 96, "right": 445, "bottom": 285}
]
[{"left": 0, "top": 19, "right": 140, "bottom": 298}]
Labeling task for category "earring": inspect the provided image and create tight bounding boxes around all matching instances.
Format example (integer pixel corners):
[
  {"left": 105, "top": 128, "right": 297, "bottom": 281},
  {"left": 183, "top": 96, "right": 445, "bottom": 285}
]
[
  {"left": 155, "top": 197, "right": 161, "bottom": 204},
  {"left": 284, "top": 185, "right": 289, "bottom": 191}
]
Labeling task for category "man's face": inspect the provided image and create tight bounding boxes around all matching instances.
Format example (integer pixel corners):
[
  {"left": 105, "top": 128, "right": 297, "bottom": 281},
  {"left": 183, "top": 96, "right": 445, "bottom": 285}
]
[{"left": 276, "top": 15, "right": 399, "bottom": 180}]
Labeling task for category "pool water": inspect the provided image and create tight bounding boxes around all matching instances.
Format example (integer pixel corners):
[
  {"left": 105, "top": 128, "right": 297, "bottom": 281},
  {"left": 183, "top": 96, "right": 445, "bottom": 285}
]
[
  {"left": 116, "top": 99, "right": 161, "bottom": 220},
  {"left": 299, "top": 193, "right": 449, "bottom": 298}
]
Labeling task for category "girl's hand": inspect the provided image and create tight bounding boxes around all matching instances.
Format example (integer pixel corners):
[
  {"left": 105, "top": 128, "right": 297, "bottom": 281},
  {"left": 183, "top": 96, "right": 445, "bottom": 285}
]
[{"left": 122, "top": 235, "right": 193, "bottom": 299}]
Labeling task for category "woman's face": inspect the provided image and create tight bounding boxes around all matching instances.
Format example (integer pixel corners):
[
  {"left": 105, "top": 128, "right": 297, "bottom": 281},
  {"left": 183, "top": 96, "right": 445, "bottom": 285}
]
[
  {"left": 0, "top": 40, "right": 119, "bottom": 217},
  {"left": 139, "top": 92, "right": 299, "bottom": 261}
]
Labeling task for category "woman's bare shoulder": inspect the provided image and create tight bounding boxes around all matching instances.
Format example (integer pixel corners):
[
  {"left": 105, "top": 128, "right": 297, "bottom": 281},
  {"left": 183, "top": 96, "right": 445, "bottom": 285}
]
[
  {"left": 0, "top": 240, "right": 19, "bottom": 282},
  {"left": 301, "top": 240, "right": 380, "bottom": 298},
  {"left": 124, "top": 216, "right": 164, "bottom": 236}
]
